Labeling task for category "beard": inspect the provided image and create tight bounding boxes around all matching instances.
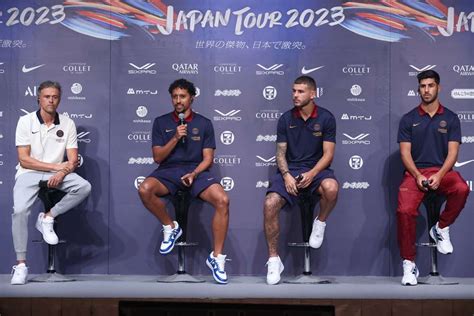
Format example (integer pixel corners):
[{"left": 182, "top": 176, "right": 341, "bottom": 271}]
[{"left": 420, "top": 91, "right": 438, "bottom": 105}]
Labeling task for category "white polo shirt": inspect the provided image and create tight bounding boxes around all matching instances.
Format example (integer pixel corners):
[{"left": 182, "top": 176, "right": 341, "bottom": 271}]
[{"left": 15, "top": 110, "right": 78, "bottom": 179}]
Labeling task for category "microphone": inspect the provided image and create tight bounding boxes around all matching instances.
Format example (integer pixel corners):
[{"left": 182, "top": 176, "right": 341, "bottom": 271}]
[{"left": 178, "top": 112, "right": 186, "bottom": 144}]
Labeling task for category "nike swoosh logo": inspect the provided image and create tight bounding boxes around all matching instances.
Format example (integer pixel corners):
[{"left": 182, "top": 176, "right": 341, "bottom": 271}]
[
  {"left": 412, "top": 123, "right": 421, "bottom": 127},
  {"left": 454, "top": 160, "right": 474, "bottom": 168},
  {"left": 165, "top": 129, "right": 174, "bottom": 132},
  {"left": 22, "top": 64, "right": 45, "bottom": 73},
  {"left": 32, "top": 131, "right": 39, "bottom": 134},
  {"left": 289, "top": 125, "right": 297, "bottom": 129},
  {"left": 301, "top": 66, "right": 324, "bottom": 74}
]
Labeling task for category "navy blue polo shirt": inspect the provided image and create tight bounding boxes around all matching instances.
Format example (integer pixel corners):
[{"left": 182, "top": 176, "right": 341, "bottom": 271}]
[
  {"left": 397, "top": 104, "right": 461, "bottom": 168},
  {"left": 152, "top": 111, "right": 216, "bottom": 168},
  {"left": 277, "top": 104, "right": 336, "bottom": 169}
]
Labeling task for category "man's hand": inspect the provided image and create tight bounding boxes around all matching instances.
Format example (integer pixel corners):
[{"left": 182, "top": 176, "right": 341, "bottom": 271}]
[
  {"left": 175, "top": 124, "right": 187, "bottom": 141},
  {"left": 295, "top": 171, "right": 316, "bottom": 189},
  {"left": 283, "top": 173, "right": 298, "bottom": 196},
  {"left": 428, "top": 172, "right": 443, "bottom": 190},
  {"left": 181, "top": 171, "right": 196, "bottom": 187},
  {"left": 415, "top": 174, "right": 429, "bottom": 191},
  {"left": 47, "top": 171, "right": 66, "bottom": 188}
]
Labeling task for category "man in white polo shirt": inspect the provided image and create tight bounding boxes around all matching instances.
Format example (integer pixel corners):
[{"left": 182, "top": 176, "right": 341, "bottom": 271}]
[{"left": 10, "top": 80, "right": 91, "bottom": 285}]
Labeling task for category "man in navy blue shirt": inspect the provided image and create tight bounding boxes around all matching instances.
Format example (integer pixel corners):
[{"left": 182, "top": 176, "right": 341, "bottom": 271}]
[
  {"left": 138, "top": 79, "right": 229, "bottom": 284},
  {"left": 397, "top": 70, "right": 469, "bottom": 286},
  {"left": 264, "top": 76, "right": 339, "bottom": 285}
]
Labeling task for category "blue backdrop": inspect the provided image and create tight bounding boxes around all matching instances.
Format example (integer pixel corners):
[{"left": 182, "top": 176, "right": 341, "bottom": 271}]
[{"left": 0, "top": 0, "right": 473, "bottom": 278}]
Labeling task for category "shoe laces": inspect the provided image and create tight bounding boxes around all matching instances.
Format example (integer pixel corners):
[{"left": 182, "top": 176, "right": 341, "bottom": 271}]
[
  {"left": 42, "top": 217, "right": 55, "bottom": 232},
  {"left": 313, "top": 221, "right": 325, "bottom": 237},
  {"left": 437, "top": 226, "right": 450, "bottom": 241},
  {"left": 266, "top": 259, "right": 281, "bottom": 273},
  {"left": 162, "top": 226, "right": 179, "bottom": 242},
  {"left": 403, "top": 261, "right": 416, "bottom": 274},
  {"left": 210, "top": 255, "right": 226, "bottom": 272},
  {"left": 11, "top": 264, "right": 25, "bottom": 275}
]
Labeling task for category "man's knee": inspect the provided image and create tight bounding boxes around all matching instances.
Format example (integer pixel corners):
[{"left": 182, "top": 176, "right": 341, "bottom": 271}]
[
  {"left": 320, "top": 179, "right": 338, "bottom": 200},
  {"left": 264, "top": 193, "right": 283, "bottom": 217},
  {"left": 138, "top": 181, "right": 153, "bottom": 200},
  {"left": 215, "top": 192, "right": 230, "bottom": 210},
  {"left": 80, "top": 180, "right": 92, "bottom": 196}
]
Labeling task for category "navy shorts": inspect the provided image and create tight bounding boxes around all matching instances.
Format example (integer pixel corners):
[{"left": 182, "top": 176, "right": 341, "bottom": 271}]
[
  {"left": 267, "top": 168, "right": 337, "bottom": 206},
  {"left": 148, "top": 166, "right": 219, "bottom": 198}
]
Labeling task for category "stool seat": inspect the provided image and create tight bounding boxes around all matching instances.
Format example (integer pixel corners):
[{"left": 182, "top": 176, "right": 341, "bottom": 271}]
[
  {"left": 157, "top": 190, "right": 204, "bottom": 283},
  {"left": 31, "top": 180, "right": 75, "bottom": 283},
  {"left": 284, "top": 188, "right": 330, "bottom": 284},
  {"left": 417, "top": 190, "right": 457, "bottom": 285}
]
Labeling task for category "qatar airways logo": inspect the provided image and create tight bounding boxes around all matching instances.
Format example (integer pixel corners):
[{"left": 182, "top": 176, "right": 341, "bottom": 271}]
[
  {"left": 342, "top": 182, "right": 370, "bottom": 189},
  {"left": 453, "top": 65, "right": 474, "bottom": 76},
  {"left": 172, "top": 63, "right": 198, "bottom": 74}
]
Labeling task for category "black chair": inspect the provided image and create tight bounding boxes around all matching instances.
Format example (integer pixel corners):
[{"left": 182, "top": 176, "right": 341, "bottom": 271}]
[
  {"left": 31, "top": 180, "right": 75, "bottom": 282},
  {"left": 417, "top": 188, "right": 457, "bottom": 285},
  {"left": 285, "top": 188, "right": 330, "bottom": 284},
  {"left": 157, "top": 190, "right": 204, "bottom": 283}
]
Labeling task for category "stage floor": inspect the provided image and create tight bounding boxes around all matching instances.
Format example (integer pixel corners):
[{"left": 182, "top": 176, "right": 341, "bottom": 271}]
[{"left": 1, "top": 274, "right": 473, "bottom": 300}]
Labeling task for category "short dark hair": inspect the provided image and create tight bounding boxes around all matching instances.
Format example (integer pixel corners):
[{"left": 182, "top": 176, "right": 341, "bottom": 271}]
[
  {"left": 168, "top": 78, "right": 196, "bottom": 96},
  {"left": 38, "top": 80, "right": 62, "bottom": 97},
  {"left": 294, "top": 75, "right": 316, "bottom": 90},
  {"left": 417, "top": 70, "right": 440, "bottom": 84}
]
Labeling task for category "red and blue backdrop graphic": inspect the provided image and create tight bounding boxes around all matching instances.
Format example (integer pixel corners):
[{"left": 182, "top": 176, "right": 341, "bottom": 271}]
[{"left": 0, "top": 0, "right": 473, "bottom": 277}]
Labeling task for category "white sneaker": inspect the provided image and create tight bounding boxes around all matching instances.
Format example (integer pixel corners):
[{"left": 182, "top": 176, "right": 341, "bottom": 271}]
[
  {"left": 159, "top": 221, "right": 182, "bottom": 255},
  {"left": 35, "top": 212, "right": 58, "bottom": 245},
  {"left": 309, "top": 218, "right": 326, "bottom": 249},
  {"left": 401, "top": 260, "right": 419, "bottom": 286},
  {"left": 266, "top": 256, "right": 284, "bottom": 285},
  {"left": 206, "top": 252, "right": 228, "bottom": 284},
  {"left": 11, "top": 263, "right": 28, "bottom": 285},
  {"left": 430, "top": 222, "right": 453, "bottom": 254}
]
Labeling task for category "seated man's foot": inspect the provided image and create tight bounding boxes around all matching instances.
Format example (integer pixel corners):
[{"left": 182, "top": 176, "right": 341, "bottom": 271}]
[
  {"left": 35, "top": 212, "right": 59, "bottom": 245},
  {"left": 266, "top": 256, "right": 284, "bottom": 285},
  {"left": 11, "top": 263, "right": 28, "bottom": 285},
  {"left": 430, "top": 222, "right": 453, "bottom": 254},
  {"left": 309, "top": 218, "right": 326, "bottom": 249},
  {"left": 206, "top": 251, "right": 228, "bottom": 284},
  {"left": 159, "top": 221, "right": 182, "bottom": 255},
  {"left": 401, "top": 259, "right": 419, "bottom": 286}
]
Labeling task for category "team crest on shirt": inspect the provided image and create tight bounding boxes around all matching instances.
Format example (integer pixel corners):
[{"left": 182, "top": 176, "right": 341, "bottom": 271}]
[
  {"left": 191, "top": 128, "right": 200, "bottom": 141},
  {"left": 438, "top": 120, "right": 447, "bottom": 133},
  {"left": 56, "top": 129, "right": 65, "bottom": 142},
  {"left": 313, "top": 123, "right": 322, "bottom": 137}
]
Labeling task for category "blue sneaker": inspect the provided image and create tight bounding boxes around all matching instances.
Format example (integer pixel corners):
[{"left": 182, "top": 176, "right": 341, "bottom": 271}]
[
  {"left": 206, "top": 251, "right": 228, "bottom": 284},
  {"left": 159, "top": 221, "right": 182, "bottom": 255}
]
